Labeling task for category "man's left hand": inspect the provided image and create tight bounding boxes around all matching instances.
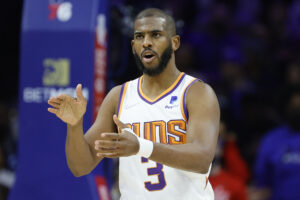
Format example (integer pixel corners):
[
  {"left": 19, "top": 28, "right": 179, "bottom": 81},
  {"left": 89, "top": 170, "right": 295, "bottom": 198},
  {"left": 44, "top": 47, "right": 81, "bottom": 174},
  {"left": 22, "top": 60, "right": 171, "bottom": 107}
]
[{"left": 94, "top": 115, "right": 139, "bottom": 158}]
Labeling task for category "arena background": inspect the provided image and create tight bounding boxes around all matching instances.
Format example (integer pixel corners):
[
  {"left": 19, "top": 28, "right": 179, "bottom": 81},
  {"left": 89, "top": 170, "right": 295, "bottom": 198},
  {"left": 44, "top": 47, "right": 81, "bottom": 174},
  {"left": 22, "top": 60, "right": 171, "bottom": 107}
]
[{"left": 0, "top": 0, "right": 299, "bottom": 200}]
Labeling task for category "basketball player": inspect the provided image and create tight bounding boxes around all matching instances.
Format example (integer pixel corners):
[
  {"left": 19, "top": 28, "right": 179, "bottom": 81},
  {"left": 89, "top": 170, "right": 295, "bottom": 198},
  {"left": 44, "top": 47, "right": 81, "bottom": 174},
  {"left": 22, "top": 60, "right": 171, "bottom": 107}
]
[{"left": 48, "top": 8, "right": 220, "bottom": 199}]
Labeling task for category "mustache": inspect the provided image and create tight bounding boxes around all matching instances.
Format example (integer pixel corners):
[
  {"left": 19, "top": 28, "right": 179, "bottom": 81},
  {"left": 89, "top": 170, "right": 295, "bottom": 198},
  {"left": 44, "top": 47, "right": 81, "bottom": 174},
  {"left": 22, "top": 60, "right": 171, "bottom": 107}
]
[{"left": 141, "top": 47, "right": 157, "bottom": 57}]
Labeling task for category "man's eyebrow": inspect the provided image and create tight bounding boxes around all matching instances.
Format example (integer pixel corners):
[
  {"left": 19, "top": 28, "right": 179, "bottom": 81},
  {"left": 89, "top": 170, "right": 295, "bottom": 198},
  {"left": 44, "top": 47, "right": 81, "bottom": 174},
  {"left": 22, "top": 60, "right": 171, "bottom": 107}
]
[
  {"left": 134, "top": 30, "right": 163, "bottom": 35},
  {"left": 151, "top": 30, "right": 163, "bottom": 33}
]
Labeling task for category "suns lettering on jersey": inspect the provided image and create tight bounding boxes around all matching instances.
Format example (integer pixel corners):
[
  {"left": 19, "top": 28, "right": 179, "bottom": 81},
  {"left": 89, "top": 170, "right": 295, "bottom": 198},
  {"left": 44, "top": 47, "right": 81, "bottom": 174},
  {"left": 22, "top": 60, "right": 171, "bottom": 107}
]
[
  {"left": 126, "top": 123, "right": 140, "bottom": 137},
  {"left": 168, "top": 120, "right": 186, "bottom": 144},
  {"left": 128, "top": 120, "right": 186, "bottom": 144},
  {"left": 144, "top": 122, "right": 151, "bottom": 140},
  {"left": 132, "top": 123, "right": 140, "bottom": 137},
  {"left": 120, "top": 123, "right": 132, "bottom": 134},
  {"left": 126, "top": 124, "right": 132, "bottom": 129},
  {"left": 151, "top": 120, "right": 167, "bottom": 144}
]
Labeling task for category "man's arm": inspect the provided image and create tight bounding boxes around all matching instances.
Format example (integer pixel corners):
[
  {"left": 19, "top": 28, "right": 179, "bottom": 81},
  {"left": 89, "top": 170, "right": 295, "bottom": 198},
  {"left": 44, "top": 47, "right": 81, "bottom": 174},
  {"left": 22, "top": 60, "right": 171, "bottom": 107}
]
[
  {"left": 149, "top": 81, "right": 220, "bottom": 173},
  {"left": 48, "top": 84, "right": 121, "bottom": 177},
  {"left": 95, "top": 82, "right": 220, "bottom": 174}
]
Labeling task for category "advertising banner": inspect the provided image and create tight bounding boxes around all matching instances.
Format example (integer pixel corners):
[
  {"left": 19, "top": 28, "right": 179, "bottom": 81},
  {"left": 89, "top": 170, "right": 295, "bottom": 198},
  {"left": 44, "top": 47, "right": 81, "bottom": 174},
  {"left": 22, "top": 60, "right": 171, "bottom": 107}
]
[{"left": 9, "top": 0, "right": 112, "bottom": 199}]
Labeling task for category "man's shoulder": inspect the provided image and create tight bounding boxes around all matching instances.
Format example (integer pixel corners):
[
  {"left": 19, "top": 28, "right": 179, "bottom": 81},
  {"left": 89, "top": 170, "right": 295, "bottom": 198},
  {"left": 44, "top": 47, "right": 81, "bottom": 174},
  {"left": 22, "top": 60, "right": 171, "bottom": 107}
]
[
  {"left": 186, "top": 80, "right": 216, "bottom": 103},
  {"left": 106, "top": 78, "right": 139, "bottom": 102},
  {"left": 103, "top": 85, "right": 124, "bottom": 110},
  {"left": 182, "top": 72, "right": 210, "bottom": 91},
  {"left": 108, "top": 85, "right": 123, "bottom": 98},
  {"left": 184, "top": 77, "right": 219, "bottom": 120}
]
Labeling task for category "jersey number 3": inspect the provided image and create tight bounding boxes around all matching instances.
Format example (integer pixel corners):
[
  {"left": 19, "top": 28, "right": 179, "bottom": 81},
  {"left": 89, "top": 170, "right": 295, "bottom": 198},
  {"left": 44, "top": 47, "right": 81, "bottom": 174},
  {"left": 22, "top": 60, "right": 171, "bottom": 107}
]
[{"left": 142, "top": 157, "right": 166, "bottom": 191}]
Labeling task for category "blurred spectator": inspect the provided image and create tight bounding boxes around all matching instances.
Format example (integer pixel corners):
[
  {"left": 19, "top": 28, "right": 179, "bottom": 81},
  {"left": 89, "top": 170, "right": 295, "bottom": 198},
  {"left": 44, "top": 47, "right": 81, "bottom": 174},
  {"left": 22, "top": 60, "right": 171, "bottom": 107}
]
[
  {"left": 285, "top": 61, "right": 300, "bottom": 87},
  {"left": 218, "top": 46, "right": 255, "bottom": 120},
  {"left": 221, "top": 126, "right": 250, "bottom": 183},
  {"left": 209, "top": 121, "right": 249, "bottom": 200},
  {"left": 0, "top": 102, "right": 18, "bottom": 171},
  {"left": 287, "top": 0, "right": 300, "bottom": 41},
  {"left": 0, "top": 102, "right": 17, "bottom": 199},
  {"left": 0, "top": 147, "right": 15, "bottom": 200},
  {"left": 184, "top": 2, "right": 242, "bottom": 83},
  {"left": 253, "top": 87, "right": 300, "bottom": 200},
  {"left": 175, "top": 42, "right": 200, "bottom": 78}
]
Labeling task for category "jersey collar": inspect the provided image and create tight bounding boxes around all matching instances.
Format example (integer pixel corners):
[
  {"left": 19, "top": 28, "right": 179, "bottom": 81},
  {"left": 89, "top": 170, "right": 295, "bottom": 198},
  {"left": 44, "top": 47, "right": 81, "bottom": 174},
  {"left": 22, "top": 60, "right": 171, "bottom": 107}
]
[{"left": 137, "top": 72, "right": 185, "bottom": 105}]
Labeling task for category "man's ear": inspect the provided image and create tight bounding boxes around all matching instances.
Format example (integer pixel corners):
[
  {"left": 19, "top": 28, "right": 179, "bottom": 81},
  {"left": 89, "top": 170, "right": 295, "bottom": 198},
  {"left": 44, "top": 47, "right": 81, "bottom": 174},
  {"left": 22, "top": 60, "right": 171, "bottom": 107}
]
[
  {"left": 131, "top": 40, "right": 135, "bottom": 54},
  {"left": 172, "top": 35, "right": 180, "bottom": 51}
]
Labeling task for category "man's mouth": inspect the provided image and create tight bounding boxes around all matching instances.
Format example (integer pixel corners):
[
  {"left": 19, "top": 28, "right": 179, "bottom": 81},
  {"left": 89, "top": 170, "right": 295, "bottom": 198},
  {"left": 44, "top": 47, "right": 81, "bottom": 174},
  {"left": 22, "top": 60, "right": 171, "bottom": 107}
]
[{"left": 142, "top": 51, "right": 156, "bottom": 63}]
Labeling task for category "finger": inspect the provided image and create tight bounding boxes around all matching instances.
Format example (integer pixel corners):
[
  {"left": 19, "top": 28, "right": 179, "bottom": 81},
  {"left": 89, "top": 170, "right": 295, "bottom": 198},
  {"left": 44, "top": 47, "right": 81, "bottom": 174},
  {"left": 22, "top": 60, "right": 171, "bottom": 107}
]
[
  {"left": 97, "top": 152, "right": 120, "bottom": 158},
  {"left": 76, "top": 84, "right": 85, "bottom": 102},
  {"left": 48, "top": 97, "right": 62, "bottom": 104},
  {"left": 101, "top": 133, "right": 123, "bottom": 140},
  {"left": 47, "top": 101, "right": 60, "bottom": 109},
  {"left": 48, "top": 107, "right": 58, "bottom": 114},
  {"left": 96, "top": 147, "right": 119, "bottom": 153},
  {"left": 95, "top": 140, "right": 119, "bottom": 149},
  {"left": 56, "top": 94, "right": 67, "bottom": 101},
  {"left": 113, "top": 115, "right": 129, "bottom": 130}
]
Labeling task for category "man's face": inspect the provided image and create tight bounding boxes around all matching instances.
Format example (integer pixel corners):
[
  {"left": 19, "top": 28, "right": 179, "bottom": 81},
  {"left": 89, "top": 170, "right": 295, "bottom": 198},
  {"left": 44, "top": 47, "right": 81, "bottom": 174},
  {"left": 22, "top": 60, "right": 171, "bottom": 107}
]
[{"left": 132, "top": 16, "right": 173, "bottom": 76}]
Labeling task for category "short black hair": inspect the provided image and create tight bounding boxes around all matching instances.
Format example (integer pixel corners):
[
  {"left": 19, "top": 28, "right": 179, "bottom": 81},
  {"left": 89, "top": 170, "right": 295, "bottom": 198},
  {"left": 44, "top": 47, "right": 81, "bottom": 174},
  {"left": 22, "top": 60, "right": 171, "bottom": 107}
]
[{"left": 134, "top": 8, "right": 176, "bottom": 36}]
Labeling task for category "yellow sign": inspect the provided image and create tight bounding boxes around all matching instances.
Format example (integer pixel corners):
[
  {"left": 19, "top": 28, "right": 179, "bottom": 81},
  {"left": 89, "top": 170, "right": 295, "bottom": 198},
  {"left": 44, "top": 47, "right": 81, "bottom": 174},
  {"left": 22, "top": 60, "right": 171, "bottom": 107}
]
[{"left": 43, "top": 58, "right": 70, "bottom": 86}]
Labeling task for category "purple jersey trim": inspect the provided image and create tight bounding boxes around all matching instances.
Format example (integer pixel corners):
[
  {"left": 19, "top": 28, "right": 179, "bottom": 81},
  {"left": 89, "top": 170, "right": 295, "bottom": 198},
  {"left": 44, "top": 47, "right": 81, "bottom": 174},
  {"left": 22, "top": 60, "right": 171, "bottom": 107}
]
[
  {"left": 137, "top": 74, "right": 186, "bottom": 105},
  {"left": 116, "top": 83, "right": 126, "bottom": 117},
  {"left": 183, "top": 79, "right": 200, "bottom": 121}
]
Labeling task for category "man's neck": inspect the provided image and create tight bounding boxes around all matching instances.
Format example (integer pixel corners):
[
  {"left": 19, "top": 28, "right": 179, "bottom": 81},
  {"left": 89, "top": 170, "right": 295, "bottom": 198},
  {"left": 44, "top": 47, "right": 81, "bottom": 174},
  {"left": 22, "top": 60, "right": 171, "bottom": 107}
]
[{"left": 141, "top": 59, "right": 181, "bottom": 100}]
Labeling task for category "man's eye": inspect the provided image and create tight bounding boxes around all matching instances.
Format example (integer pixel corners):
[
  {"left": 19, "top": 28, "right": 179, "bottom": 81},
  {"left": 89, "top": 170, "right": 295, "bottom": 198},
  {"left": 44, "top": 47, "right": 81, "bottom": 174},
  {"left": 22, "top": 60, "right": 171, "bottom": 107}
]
[
  {"left": 136, "top": 35, "right": 143, "bottom": 39},
  {"left": 153, "top": 33, "right": 160, "bottom": 38}
]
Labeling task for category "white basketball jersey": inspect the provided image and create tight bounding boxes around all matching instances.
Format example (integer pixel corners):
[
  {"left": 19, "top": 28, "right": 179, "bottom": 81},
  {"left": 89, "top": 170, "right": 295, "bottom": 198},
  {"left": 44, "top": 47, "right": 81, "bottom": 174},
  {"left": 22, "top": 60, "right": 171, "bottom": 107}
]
[{"left": 117, "top": 73, "right": 214, "bottom": 200}]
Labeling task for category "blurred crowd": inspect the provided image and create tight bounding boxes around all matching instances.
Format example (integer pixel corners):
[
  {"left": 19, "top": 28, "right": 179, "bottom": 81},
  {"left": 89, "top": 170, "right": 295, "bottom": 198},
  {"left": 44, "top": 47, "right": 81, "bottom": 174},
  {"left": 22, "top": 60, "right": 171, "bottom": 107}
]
[
  {"left": 1, "top": 0, "right": 300, "bottom": 199},
  {"left": 0, "top": 0, "right": 22, "bottom": 199},
  {"left": 108, "top": 0, "right": 300, "bottom": 199}
]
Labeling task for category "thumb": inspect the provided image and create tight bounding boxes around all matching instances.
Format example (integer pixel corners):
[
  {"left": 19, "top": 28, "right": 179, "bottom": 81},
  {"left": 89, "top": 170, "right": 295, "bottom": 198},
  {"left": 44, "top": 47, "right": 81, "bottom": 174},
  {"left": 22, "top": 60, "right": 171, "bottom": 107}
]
[
  {"left": 76, "top": 84, "right": 85, "bottom": 101},
  {"left": 113, "top": 114, "right": 128, "bottom": 130}
]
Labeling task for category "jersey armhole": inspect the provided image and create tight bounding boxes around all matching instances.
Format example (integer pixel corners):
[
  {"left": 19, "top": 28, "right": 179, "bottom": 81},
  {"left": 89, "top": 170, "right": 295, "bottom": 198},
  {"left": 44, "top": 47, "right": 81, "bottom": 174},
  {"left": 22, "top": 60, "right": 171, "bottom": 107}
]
[
  {"left": 180, "top": 78, "right": 201, "bottom": 122},
  {"left": 116, "top": 82, "right": 129, "bottom": 118}
]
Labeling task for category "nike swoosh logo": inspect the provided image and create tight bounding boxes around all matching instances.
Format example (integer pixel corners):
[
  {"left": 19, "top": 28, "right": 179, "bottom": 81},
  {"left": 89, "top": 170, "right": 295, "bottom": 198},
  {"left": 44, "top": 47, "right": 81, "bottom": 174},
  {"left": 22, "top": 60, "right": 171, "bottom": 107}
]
[{"left": 125, "top": 102, "right": 139, "bottom": 109}]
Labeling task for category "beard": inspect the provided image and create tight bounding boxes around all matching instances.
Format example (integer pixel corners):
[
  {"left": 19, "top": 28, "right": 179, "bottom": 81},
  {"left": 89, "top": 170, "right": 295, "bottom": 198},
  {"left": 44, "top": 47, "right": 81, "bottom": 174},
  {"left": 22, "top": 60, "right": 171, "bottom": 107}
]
[{"left": 133, "top": 42, "right": 173, "bottom": 76}]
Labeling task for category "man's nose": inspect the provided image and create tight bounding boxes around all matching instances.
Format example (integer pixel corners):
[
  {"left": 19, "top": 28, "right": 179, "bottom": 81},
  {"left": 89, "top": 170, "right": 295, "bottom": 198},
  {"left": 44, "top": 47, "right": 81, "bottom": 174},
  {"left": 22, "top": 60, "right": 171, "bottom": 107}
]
[{"left": 143, "top": 34, "right": 152, "bottom": 48}]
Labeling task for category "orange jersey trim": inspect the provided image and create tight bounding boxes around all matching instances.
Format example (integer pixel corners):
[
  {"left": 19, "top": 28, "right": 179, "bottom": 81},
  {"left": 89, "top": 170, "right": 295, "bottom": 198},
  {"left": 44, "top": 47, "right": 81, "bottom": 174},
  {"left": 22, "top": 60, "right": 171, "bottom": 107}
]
[
  {"left": 180, "top": 78, "right": 198, "bottom": 122},
  {"left": 117, "top": 82, "right": 129, "bottom": 118},
  {"left": 138, "top": 72, "right": 185, "bottom": 104}
]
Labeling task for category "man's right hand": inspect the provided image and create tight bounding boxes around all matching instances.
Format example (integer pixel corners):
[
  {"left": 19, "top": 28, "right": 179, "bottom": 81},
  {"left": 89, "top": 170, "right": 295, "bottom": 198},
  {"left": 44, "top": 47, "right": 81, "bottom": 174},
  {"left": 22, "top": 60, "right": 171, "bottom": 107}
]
[{"left": 47, "top": 84, "right": 87, "bottom": 126}]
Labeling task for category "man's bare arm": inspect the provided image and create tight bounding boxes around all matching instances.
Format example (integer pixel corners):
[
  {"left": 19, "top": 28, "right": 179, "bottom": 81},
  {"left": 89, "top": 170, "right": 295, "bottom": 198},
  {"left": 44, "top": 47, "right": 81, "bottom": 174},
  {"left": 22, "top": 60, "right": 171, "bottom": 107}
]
[
  {"left": 149, "top": 82, "right": 220, "bottom": 173},
  {"left": 48, "top": 84, "right": 121, "bottom": 177},
  {"left": 73, "top": 86, "right": 121, "bottom": 176}
]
